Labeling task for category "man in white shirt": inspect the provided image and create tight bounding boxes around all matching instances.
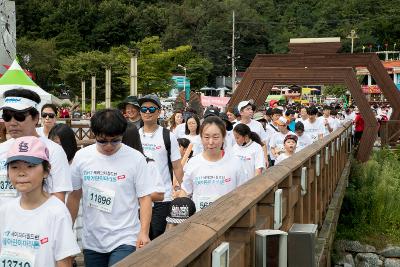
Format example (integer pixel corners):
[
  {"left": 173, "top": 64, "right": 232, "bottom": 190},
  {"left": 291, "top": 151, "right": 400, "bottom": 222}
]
[
  {"left": 294, "top": 121, "right": 313, "bottom": 151},
  {"left": 0, "top": 89, "right": 71, "bottom": 203},
  {"left": 321, "top": 105, "right": 334, "bottom": 135},
  {"left": 138, "top": 94, "right": 184, "bottom": 240},
  {"left": 264, "top": 108, "right": 283, "bottom": 166},
  {"left": 303, "top": 106, "right": 325, "bottom": 141},
  {"left": 67, "top": 109, "right": 153, "bottom": 266}
]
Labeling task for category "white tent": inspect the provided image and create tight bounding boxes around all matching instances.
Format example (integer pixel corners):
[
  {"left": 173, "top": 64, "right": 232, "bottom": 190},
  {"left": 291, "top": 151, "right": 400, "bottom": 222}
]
[{"left": 0, "top": 60, "right": 55, "bottom": 110}]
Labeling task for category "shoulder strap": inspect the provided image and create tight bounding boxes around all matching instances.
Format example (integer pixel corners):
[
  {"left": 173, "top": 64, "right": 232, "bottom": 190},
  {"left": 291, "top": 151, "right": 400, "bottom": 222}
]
[
  {"left": 269, "top": 123, "right": 279, "bottom": 132},
  {"left": 162, "top": 127, "right": 173, "bottom": 182}
]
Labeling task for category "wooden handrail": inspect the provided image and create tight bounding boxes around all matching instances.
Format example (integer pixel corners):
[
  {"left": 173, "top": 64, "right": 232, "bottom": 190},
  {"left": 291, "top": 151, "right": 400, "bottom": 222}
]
[{"left": 116, "top": 122, "right": 352, "bottom": 267}]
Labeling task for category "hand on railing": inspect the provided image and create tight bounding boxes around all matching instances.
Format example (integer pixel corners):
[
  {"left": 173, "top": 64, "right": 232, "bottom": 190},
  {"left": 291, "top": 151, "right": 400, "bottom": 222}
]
[{"left": 136, "top": 231, "right": 151, "bottom": 249}]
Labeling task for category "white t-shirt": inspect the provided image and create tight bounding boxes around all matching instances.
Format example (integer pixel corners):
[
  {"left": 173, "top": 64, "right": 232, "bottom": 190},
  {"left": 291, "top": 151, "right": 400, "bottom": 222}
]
[
  {"left": 36, "top": 127, "right": 46, "bottom": 138},
  {"left": 139, "top": 127, "right": 181, "bottom": 202},
  {"left": 232, "top": 141, "right": 265, "bottom": 181},
  {"left": 235, "top": 120, "right": 267, "bottom": 142},
  {"left": 182, "top": 153, "right": 246, "bottom": 212},
  {"left": 0, "top": 196, "right": 80, "bottom": 267},
  {"left": 269, "top": 131, "right": 295, "bottom": 160},
  {"left": 303, "top": 119, "right": 325, "bottom": 142},
  {"left": 0, "top": 137, "right": 72, "bottom": 204},
  {"left": 295, "top": 133, "right": 313, "bottom": 151},
  {"left": 147, "top": 160, "right": 166, "bottom": 194},
  {"left": 275, "top": 153, "right": 291, "bottom": 164},
  {"left": 264, "top": 123, "right": 279, "bottom": 157},
  {"left": 184, "top": 134, "right": 202, "bottom": 157},
  {"left": 295, "top": 117, "right": 308, "bottom": 124},
  {"left": 71, "top": 144, "right": 153, "bottom": 252},
  {"left": 173, "top": 123, "right": 186, "bottom": 139}
]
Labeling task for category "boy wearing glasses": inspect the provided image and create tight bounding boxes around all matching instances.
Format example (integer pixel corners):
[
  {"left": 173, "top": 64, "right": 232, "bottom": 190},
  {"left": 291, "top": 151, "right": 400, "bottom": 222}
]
[
  {"left": 0, "top": 89, "right": 72, "bottom": 203},
  {"left": 67, "top": 109, "right": 153, "bottom": 266},
  {"left": 138, "top": 94, "right": 184, "bottom": 239}
]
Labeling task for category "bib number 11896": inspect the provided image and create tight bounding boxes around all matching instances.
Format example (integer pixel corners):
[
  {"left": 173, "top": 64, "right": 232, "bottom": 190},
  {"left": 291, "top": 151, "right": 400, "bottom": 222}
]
[{"left": 87, "top": 186, "right": 115, "bottom": 213}]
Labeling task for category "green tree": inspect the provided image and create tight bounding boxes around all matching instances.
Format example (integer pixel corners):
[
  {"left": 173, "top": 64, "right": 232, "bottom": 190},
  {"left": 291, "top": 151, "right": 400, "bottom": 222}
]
[
  {"left": 16, "top": 37, "right": 59, "bottom": 91},
  {"left": 323, "top": 85, "right": 348, "bottom": 97}
]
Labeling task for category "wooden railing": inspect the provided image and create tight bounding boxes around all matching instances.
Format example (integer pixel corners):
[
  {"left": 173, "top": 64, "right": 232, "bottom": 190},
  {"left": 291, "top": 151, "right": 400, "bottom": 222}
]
[
  {"left": 116, "top": 123, "right": 353, "bottom": 267},
  {"left": 380, "top": 120, "right": 400, "bottom": 147}
]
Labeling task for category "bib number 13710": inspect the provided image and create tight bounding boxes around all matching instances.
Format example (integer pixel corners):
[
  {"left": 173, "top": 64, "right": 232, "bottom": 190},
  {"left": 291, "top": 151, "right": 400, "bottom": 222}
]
[
  {"left": 1, "top": 259, "right": 31, "bottom": 267},
  {"left": 0, "top": 249, "right": 35, "bottom": 267}
]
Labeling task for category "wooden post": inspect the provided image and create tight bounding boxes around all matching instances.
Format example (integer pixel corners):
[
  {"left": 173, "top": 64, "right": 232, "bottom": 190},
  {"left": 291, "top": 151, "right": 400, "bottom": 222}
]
[
  {"left": 81, "top": 80, "right": 86, "bottom": 112},
  {"left": 105, "top": 68, "right": 111, "bottom": 108},
  {"left": 91, "top": 76, "right": 96, "bottom": 114}
]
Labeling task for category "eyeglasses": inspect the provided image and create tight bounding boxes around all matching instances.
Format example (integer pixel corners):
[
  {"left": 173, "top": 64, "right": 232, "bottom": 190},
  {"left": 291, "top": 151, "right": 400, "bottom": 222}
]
[
  {"left": 2, "top": 110, "right": 29, "bottom": 122},
  {"left": 41, "top": 112, "right": 56, "bottom": 119},
  {"left": 96, "top": 138, "right": 122, "bottom": 146},
  {"left": 140, "top": 106, "right": 159, "bottom": 114}
]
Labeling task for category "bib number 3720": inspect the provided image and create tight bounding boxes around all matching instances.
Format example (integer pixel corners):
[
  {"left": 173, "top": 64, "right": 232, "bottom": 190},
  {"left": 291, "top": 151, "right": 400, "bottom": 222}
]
[
  {"left": 0, "top": 175, "right": 17, "bottom": 197},
  {"left": 0, "top": 249, "right": 35, "bottom": 267},
  {"left": 87, "top": 186, "right": 115, "bottom": 213}
]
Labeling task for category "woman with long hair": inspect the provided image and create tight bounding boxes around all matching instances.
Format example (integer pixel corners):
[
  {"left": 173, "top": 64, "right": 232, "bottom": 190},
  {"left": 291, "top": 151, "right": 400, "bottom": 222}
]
[
  {"left": 179, "top": 116, "right": 246, "bottom": 211},
  {"left": 232, "top": 124, "right": 265, "bottom": 181}
]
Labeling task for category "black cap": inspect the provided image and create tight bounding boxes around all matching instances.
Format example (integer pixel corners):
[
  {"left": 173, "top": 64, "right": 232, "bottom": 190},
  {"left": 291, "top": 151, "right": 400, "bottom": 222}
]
[
  {"left": 121, "top": 95, "right": 140, "bottom": 108},
  {"left": 166, "top": 197, "right": 196, "bottom": 224},
  {"left": 204, "top": 106, "right": 220, "bottom": 118},
  {"left": 139, "top": 94, "right": 162, "bottom": 108},
  {"left": 219, "top": 112, "right": 233, "bottom": 131}
]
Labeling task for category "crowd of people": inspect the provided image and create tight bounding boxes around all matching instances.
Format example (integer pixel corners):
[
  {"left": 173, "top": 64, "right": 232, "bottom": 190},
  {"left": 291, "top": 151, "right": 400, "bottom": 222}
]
[{"left": 0, "top": 88, "right": 392, "bottom": 267}]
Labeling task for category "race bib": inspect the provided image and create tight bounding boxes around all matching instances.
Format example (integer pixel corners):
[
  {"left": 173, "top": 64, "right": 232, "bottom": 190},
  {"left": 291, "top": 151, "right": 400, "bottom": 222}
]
[
  {"left": 196, "top": 195, "right": 219, "bottom": 211},
  {"left": 87, "top": 186, "right": 115, "bottom": 213},
  {"left": 0, "top": 248, "right": 35, "bottom": 267},
  {"left": 0, "top": 174, "right": 17, "bottom": 197}
]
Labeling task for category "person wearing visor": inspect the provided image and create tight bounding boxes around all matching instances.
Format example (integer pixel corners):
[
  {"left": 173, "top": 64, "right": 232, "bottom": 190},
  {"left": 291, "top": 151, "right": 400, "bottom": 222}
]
[
  {"left": 67, "top": 109, "right": 153, "bottom": 266},
  {"left": 138, "top": 94, "right": 184, "bottom": 240},
  {"left": 0, "top": 136, "right": 80, "bottom": 267},
  {"left": 36, "top": 103, "right": 58, "bottom": 138},
  {"left": 0, "top": 89, "right": 72, "bottom": 203}
]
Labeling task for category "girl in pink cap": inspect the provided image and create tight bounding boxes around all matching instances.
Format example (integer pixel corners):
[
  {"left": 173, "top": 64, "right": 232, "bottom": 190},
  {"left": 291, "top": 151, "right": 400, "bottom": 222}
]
[{"left": 0, "top": 136, "right": 80, "bottom": 267}]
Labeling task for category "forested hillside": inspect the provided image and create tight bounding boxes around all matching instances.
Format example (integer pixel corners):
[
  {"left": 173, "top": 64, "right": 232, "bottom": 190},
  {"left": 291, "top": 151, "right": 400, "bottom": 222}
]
[{"left": 15, "top": 0, "right": 400, "bottom": 98}]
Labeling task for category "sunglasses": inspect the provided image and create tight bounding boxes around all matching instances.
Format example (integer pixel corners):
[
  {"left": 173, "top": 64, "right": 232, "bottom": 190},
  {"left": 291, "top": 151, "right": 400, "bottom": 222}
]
[
  {"left": 41, "top": 112, "right": 56, "bottom": 119},
  {"left": 96, "top": 138, "right": 122, "bottom": 146},
  {"left": 140, "top": 106, "right": 159, "bottom": 114},
  {"left": 2, "top": 110, "right": 29, "bottom": 122}
]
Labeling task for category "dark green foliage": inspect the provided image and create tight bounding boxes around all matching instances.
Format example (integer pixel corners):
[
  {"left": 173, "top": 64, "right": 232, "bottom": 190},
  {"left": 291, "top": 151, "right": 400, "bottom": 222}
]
[
  {"left": 15, "top": 0, "right": 400, "bottom": 98},
  {"left": 337, "top": 149, "right": 400, "bottom": 246}
]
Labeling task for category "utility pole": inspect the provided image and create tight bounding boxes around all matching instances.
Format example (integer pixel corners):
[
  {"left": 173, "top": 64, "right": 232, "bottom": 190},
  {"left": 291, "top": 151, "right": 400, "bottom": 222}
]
[
  {"left": 347, "top": 29, "right": 358, "bottom": 54},
  {"left": 231, "top": 10, "right": 236, "bottom": 92}
]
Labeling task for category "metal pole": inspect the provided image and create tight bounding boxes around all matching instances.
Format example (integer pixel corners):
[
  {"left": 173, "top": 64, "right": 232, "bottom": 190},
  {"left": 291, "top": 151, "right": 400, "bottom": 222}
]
[
  {"left": 81, "top": 80, "right": 86, "bottom": 112},
  {"left": 130, "top": 56, "right": 138, "bottom": 96},
  {"left": 231, "top": 10, "right": 236, "bottom": 92},
  {"left": 91, "top": 76, "right": 96, "bottom": 114}
]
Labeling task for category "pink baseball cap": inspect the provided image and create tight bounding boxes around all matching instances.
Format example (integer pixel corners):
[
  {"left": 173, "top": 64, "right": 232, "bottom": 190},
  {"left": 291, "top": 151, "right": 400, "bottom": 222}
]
[{"left": 6, "top": 136, "right": 49, "bottom": 165}]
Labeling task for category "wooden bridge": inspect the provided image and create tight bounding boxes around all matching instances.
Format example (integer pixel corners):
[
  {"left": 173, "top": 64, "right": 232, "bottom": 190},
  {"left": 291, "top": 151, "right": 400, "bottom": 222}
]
[{"left": 115, "top": 122, "right": 353, "bottom": 266}]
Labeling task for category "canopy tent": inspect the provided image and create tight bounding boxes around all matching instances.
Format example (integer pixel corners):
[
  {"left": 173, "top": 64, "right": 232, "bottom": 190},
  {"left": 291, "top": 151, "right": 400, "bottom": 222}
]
[
  {"left": 0, "top": 60, "right": 59, "bottom": 110},
  {"left": 266, "top": 94, "right": 286, "bottom": 101}
]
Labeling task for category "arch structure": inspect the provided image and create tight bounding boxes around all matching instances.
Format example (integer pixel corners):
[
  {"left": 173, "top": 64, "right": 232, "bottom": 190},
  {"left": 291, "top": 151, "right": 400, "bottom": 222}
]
[{"left": 229, "top": 41, "right": 400, "bottom": 162}]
